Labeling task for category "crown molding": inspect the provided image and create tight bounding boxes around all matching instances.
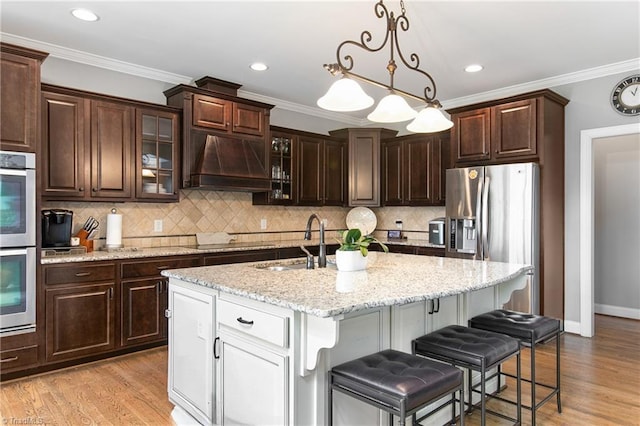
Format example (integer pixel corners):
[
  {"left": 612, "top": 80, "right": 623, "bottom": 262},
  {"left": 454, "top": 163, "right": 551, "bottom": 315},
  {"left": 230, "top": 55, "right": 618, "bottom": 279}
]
[
  {"left": 4, "top": 33, "right": 638, "bottom": 122},
  {"left": 442, "top": 58, "right": 640, "bottom": 110},
  {"left": 1, "top": 33, "right": 191, "bottom": 85}
]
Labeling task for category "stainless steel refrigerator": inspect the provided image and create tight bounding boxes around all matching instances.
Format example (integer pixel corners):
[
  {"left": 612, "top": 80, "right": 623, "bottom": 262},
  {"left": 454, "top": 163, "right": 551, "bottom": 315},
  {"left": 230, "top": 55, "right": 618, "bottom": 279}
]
[{"left": 445, "top": 163, "right": 539, "bottom": 314}]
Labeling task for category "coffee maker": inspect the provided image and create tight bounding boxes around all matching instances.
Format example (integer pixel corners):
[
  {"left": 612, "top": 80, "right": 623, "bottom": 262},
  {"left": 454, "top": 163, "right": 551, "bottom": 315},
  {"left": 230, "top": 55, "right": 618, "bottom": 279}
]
[{"left": 42, "top": 209, "right": 73, "bottom": 247}]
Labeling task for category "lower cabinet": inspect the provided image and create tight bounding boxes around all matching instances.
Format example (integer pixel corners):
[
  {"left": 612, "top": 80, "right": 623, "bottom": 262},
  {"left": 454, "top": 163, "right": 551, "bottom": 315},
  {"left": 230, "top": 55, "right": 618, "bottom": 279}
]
[
  {"left": 45, "top": 282, "right": 116, "bottom": 363},
  {"left": 44, "top": 262, "right": 116, "bottom": 363},
  {"left": 217, "top": 294, "right": 290, "bottom": 425},
  {"left": 218, "top": 333, "right": 288, "bottom": 425},
  {"left": 167, "top": 280, "right": 216, "bottom": 425}
]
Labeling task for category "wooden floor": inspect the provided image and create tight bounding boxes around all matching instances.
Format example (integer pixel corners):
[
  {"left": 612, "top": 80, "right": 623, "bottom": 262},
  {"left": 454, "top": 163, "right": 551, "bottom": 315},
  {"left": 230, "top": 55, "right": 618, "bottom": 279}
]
[{"left": 1, "top": 315, "right": 638, "bottom": 425}]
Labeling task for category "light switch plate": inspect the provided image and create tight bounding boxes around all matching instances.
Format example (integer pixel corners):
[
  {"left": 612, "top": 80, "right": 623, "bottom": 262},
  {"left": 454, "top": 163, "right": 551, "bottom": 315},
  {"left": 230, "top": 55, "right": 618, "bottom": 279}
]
[{"left": 154, "top": 219, "right": 163, "bottom": 232}]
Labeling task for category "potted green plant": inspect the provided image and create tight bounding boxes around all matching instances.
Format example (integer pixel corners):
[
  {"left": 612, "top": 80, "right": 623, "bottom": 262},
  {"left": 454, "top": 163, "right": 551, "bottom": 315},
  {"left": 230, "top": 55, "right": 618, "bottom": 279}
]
[{"left": 335, "top": 228, "right": 388, "bottom": 271}]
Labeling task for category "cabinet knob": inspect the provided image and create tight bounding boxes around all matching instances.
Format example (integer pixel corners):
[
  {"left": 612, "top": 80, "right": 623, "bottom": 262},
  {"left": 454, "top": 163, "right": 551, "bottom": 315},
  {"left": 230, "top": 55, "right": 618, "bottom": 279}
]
[
  {"left": 78, "top": 187, "right": 84, "bottom": 191},
  {"left": 92, "top": 188, "right": 97, "bottom": 192}
]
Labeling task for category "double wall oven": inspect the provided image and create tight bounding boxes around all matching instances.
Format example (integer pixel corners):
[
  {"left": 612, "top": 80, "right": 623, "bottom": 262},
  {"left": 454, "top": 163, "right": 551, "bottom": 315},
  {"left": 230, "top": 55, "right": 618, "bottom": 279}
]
[{"left": 0, "top": 151, "right": 36, "bottom": 335}]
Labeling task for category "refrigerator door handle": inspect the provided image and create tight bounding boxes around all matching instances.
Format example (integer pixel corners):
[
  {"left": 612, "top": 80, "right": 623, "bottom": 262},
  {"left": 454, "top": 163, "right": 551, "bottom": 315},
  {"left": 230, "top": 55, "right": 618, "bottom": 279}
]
[
  {"left": 476, "top": 175, "right": 484, "bottom": 259},
  {"left": 482, "top": 176, "right": 490, "bottom": 259}
]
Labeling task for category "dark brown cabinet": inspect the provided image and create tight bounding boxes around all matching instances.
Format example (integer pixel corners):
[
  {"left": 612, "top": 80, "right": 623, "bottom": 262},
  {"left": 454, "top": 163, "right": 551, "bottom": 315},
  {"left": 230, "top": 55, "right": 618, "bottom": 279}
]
[
  {"left": 253, "top": 131, "right": 295, "bottom": 205},
  {"left": 41, "top": 85, "right": 181, "bottom": 202},
  {"left": 136, "top": 109, "right": 180, "bottom": 201},
  {"left": 120, "top": 256, "right": 201, "bottom": 347},
  {"left": 164, "top": 79, "right": 273, "bottom": 190},
  {"left": 330, "top": 128, "right": 398, "bottom": 207},
  {"left": 193, "top": 93, "right": 266, "bottom": 137},
  {"left": 297, "top": 134, "right": 346, "bottom": 206},
  {"left": 382, "top": 132, "right": 449, "bottom": 206},
  {"left": 451, "top": 97, "right": 538, "bottom": 164},
  {"left": 44, "top": 263, "right": 117, "bottom": 363},
  {"left": 0, "top": 43, "right": 48, "bottom": 153},
  {"left": 448, "top": 89, "right": 569, "bottom": 319}
]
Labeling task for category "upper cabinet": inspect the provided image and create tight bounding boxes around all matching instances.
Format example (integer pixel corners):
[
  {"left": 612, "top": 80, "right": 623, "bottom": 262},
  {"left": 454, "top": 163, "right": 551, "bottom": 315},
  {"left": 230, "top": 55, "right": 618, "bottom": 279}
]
[
  {"left": 382, "top": 132, "right": 450, "bottom": 207},
  {"left": 0, "top": 43, "right": 48, "bottom": 153},
  {"left": 449, "top": 90, "right": 567, "bottom": 166},
  {"left": 329, "top": 128, "right": 397, "bottom": 207},
  {"left": 164, "top": 76, "right": 273, "bottom": 191},
  {"left": 136, "top": 109, "right": 180, "bottom": 201},
  {"left": 253, "top": 127, "right": 346, "bottom": 207},
  {"left": 41, "top": 84, "right": 180, "bottom": 202}
]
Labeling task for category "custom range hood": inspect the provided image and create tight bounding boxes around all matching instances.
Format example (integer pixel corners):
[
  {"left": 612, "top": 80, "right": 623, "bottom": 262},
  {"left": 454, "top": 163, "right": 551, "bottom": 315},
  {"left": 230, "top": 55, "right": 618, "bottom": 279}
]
[
  {"left": 164, "top": 76, "right": 274, "bottom": 192},
  {"left": 190, "top": 134, "right": 270, "bottom": 191}
]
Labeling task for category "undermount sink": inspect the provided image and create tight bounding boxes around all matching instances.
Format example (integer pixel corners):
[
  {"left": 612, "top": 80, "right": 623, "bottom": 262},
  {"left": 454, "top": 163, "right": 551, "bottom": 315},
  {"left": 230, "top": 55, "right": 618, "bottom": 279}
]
[{"left": 256, "top": 260, "right": 336, "bottom": 271}]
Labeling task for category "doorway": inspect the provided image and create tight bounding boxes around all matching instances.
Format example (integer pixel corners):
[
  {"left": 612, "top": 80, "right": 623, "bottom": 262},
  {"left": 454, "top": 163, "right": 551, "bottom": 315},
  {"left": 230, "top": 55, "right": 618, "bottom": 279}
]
[{"left": 580, "top": 123, "right": 640, "bottom": 337}]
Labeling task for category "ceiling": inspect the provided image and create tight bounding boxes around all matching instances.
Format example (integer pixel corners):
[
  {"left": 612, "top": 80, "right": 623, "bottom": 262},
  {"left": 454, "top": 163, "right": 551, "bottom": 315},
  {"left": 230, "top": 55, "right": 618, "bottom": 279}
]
[{"left": 2, "top": 1, "right": 639, "bottom": 123}]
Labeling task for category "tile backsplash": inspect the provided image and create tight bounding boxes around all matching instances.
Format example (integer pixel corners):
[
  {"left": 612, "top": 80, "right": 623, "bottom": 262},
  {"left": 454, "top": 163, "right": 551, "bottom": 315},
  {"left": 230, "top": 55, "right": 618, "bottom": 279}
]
[{"left": 43, "top": 190, "right": 444, "bottom": 248}]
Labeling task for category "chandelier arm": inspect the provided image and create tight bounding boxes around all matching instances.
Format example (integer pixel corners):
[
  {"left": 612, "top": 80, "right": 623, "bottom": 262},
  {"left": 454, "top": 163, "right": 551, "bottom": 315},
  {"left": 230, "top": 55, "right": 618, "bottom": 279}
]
[
  {"left": 341, "top": 69, "right": 425, "bottom": 104},
  {"left": 334, "top": 0, "right": 392, "bottom": 72},
  {"left": 393, "top": 12, "right": 437, "bottom": 101}
]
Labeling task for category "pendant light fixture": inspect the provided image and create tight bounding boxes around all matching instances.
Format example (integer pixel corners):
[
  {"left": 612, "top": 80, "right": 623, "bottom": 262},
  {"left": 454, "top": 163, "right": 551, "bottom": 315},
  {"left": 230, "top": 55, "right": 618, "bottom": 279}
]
[{"left": 317, "top": 0, "right": 453, "bottom": 133}]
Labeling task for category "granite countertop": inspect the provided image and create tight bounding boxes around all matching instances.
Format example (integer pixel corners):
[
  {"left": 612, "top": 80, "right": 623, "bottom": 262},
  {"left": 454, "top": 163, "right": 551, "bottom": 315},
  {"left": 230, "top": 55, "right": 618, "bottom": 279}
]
[
  {"left": 40, "top": 238, "right": 444, "bottom": 264},
  {"left": 162, "top": 253, "right": 532, "bottom": 318}
]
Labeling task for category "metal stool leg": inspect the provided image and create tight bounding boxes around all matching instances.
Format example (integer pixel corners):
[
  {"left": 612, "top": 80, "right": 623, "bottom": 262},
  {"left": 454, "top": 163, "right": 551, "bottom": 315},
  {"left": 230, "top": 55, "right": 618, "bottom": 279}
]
[
  {"left": 556, "top": 332, "right": 562, "bottom": 413},
  {"left": 480, "top": 366, "right": 486, "bottom": 426},
  {"left": 516, "top": 351, "right": 522, "bottom": 425},
  {"left": 328, "top": 378, "right": 333, "bottom": 426},
  {"left": 531, "top": 341, "right": 536, "bottom": 425}
]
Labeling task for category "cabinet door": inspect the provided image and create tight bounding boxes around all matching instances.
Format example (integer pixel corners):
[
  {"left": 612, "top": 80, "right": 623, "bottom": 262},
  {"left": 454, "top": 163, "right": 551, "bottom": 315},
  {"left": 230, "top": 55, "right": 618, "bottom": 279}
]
[
  {"left": 405, "top": 137, "right": 431, "bottom": 205},
  {"left": 452, "top": 108, "right": 491, "bottom": 163},
  {"left": 297, "top": 136, "right": 322, "bottom": 205},
  {"left": 348, "top": 130, "right": 380, "bottom": 206},
  {"left": 428, "top": 134, "right": 449, "bottom": 206},
  {"left": 168, "top": 283, "right": 216, "bottom": 425},
  {"left": 192, "top": 94, "right": 231, "bottom": 131},
  {"left": 382, "top": 139, "right": 404, "bottom": 206},
  {"left": 492, "top": 98, "right": 537, "bottom": 159},
  {"left": 45, "top": 283, "right": 116, "bottom": 363},
  {"left": 427, "top": 295, "right": 459, "bottom": 331},
  {"left": 90, "top": 100, "right": 133, "bottom": 198},
  {"left": 0, "top": 50, "right": 41, "bottom": 152},
  {"left": 136, "top": 109, "right": 179, "bottom": 201},
  {"left": 220, "top": 333, "right": 288, "bottom": 425},
  {"left": 121, "top": 278, "right": 165, "bottom": 347},
  {"left": 41, "top": 92, "right": 89, "bottom": 198},
  {"left": 323, "top": 139, "right": 346, "bottom": 206},
  {"left": 232, "top": 103, "right": 266, "bottom": 137}
]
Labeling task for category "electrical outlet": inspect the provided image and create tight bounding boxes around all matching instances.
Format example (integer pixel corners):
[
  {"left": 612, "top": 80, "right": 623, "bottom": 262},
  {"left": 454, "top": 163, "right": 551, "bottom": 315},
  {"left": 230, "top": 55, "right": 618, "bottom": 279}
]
[
  {"left": 154, "top": 219, "right": 163, "bottom": 232},
  {"left": 260, "top": 218, "right": 267, "bottom": 230},
  {"left": 395, "top": 220, "right": 403, "bottom": 229}
]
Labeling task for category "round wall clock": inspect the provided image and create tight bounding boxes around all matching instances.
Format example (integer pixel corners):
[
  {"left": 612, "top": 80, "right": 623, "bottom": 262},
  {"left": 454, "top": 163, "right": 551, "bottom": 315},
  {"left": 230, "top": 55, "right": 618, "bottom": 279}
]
[{"left": 611, "top": 74, "right": 640, "bottom": 116}]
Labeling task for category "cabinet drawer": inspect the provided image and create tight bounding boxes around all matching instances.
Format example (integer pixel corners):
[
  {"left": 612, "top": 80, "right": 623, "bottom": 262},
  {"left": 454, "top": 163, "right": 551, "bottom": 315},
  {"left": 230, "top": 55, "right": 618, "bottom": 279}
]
[
  {"left": 44, "top": 263, "right": 116, "bottom": 285},
  {"left": 0, "top": 345, "right": 38, "bottom": 372},
  {"left": 218, "top": 299, "right": 288, "bottom": 348},
  {"left": 121, "top": 256, "right": 201, "bottom": 279}
]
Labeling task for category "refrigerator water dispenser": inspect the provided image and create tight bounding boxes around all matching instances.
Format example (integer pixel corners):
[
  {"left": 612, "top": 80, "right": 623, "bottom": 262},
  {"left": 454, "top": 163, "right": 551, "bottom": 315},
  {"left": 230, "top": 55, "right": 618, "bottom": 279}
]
[{"left": 449, "top": 218, "right": 477, "bottom": 254}]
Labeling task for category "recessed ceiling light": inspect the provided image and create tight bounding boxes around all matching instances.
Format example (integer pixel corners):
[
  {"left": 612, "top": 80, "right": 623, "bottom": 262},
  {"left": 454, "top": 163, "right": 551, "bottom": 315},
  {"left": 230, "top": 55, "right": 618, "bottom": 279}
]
[
  {"left": 71, "top": 8, "right": 99, "bottom": 22},
  {"left": 250, "top": 62, "right": 268, "bottom": 71},
  {"left": 465, "top": 64, "right": 483, "bottom": 73}
]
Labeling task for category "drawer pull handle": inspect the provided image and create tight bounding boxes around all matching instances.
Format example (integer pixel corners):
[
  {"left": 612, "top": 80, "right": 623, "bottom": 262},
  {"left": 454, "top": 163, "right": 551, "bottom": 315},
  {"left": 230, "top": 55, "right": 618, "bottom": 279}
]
[
  {"left": 0, "top": 356, "right": 19, "bottom": 363},
  {"left": 156, "top": 265, "right": 170, "bottom": 270},
  {"left": 75, "top": 272, "right": 91, "bottom": 277},
  {"left": 236, "top": 317, "right": 254, "bottom": 326}
]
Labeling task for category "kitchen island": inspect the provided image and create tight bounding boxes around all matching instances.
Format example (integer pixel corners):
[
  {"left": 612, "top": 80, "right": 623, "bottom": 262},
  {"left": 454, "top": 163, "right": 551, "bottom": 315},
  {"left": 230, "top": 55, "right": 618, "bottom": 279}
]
[{"left": 162, "top": 253, "right": 531, "bottom": 426}]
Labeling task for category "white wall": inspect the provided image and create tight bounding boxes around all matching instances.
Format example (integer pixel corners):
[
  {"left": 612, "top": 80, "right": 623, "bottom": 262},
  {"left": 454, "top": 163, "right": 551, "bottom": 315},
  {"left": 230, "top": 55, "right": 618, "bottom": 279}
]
[
  {"left": 551, "top": 72, "right": 639, "bottom": 323},
  {"left": 593, "top": 134, "right": 640, "bottom": 318}
]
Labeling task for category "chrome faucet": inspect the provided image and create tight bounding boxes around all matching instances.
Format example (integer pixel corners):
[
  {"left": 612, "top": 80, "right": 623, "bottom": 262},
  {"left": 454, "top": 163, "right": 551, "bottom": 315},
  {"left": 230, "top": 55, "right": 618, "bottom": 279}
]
[{"left": 304, "top": 213, "right": 326, "bottom": 268}]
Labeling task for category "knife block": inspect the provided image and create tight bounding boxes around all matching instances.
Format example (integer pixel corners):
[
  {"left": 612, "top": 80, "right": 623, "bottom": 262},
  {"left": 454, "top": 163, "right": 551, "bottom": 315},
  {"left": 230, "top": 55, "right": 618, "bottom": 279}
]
[{"left": 75, "top": 229, "right": 94, "bottom": 253}]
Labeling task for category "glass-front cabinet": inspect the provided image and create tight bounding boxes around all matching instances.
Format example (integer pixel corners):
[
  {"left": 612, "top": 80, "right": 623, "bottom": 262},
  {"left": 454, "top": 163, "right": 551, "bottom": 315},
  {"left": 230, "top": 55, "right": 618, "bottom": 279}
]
[
  {"left": 136, "top": 109, "right": 179, "bottom": 201},
  {"left": 268, "top": 132, "right": 294, "bottom": 204}
]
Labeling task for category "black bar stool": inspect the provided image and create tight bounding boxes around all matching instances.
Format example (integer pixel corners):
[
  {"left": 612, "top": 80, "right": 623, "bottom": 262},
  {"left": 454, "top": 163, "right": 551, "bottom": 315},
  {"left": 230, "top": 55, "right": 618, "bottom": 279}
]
[
  {"left": 329, "top": 349, "right": 465, "bottom": 426},
  {"left": 469, "top": 309, "right": 562, "bottom": 425},
  {"left": 413, "top": 325, "right": 521, "bottom": 426}
]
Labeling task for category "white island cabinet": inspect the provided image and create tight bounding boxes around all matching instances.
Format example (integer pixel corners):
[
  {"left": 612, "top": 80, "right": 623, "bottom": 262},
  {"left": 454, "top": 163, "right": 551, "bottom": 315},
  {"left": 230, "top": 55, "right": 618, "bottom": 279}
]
[{"left": 163, "top": 253, "right": 531, "bottom": 426}]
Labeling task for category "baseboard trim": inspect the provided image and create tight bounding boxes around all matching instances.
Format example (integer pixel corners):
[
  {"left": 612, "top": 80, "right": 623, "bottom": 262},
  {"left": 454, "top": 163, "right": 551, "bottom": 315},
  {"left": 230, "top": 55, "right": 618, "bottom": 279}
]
[{"left": 595, "top": 304, "right": 640, "bottom": 320}]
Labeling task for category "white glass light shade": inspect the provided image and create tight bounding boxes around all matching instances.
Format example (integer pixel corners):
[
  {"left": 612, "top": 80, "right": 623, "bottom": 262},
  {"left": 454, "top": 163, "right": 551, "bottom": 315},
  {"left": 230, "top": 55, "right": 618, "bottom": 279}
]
[
  {"left": 406, "top": 105, "right": 454, "bottom": 133},
  {"left": 367, "top": 93, "right": 418, "bottom": 123},
  {"left": 317, "top": 78, "right": 374, "bottom": 112}
]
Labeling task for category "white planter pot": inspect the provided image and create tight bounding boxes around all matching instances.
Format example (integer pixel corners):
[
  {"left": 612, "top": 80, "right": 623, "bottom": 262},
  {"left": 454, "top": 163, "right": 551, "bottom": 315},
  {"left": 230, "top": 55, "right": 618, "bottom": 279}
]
[{"left": 335, "top": 249, "right": 367, "bottom": 272}]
